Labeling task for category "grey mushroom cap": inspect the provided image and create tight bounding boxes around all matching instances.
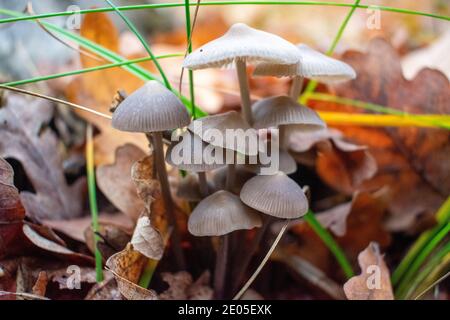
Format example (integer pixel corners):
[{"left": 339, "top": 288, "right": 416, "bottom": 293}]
[
  {"left": 254, "top": 43, "right": 356, "bottom": 82},
  {"left": 188, "top": 190, "right": 262, "bottom": 236},
  {"left": 243, "top": 148, "right": 297, "bottom": 175},
  {"left": 112, "top": 81, "right": 191, "bottom": 133},
  {"left": 166, "top": 130, "right": 226, "bottom": 172},
  {"left": 188, "top": 111, "right": 258, "bottom": 156},
  {"left": 240, "top": 172, "right": 308, "bottom": 219},
  {"left": 252, "top": 95, "right": 326, "bottom": 131},
  {"left": 183, "top": 23, "right": 300, "bottom": 70}
]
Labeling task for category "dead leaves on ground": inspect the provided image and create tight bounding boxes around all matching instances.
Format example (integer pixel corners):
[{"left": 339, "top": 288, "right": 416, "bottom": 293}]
[
  {"left": 311, "top": 38, "right": 450, "bottom": 231},
  {"left": 0, "top": 95, "right": 85, "bottom": 220},
  {"left": 343, "top": 242, "right": 394, "bottom": 300}
]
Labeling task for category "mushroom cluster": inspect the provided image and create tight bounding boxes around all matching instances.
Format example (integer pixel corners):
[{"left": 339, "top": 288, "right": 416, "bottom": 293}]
[{"left": 111, "top": 23, "right": 355, "bottom": 299}]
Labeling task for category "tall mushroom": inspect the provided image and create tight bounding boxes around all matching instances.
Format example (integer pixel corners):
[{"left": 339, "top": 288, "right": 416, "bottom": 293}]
[
  {"left": 166, "top": 130, "right": 225, "bottom": 197},
  {"left": 188, "top": 190, "right": 262, "bottom": 299},
  {"left": 112, "top": 80, "right": 190, "bottom": 269},
  {"left": 254, "top": 43, "right": 356, "bottom": 99},
  {"left": 183, "top": 23, "right": 300, "bottom": 125}
]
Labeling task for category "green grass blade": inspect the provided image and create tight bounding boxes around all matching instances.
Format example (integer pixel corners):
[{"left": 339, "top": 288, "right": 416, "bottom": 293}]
[
  {"left": 184, "top": 0, "right": 196, "bottom": 118},
  {"left": 392, "top": 196, "right": 450, "bottom": 286},
  {"left": 86, "top": 124, "right": 104, "bottom": 283},
  {"left": 301, "top": 0, "right": 361, "bottom": 104},
  {"left": 304, "top": 210, "right": 354, "bottom": 279},
  {"left": 0, "top": 2, "right": 448, "bottom": 25},
  {"left": 104, "top": 0, "right": 171, "bottom": 88},
  {"left": 1, "top": 54, "right": 182, "bottom": 87}
]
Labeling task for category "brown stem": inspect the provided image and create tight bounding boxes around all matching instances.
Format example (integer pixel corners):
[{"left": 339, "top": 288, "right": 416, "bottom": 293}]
[
  {"left": 214, "top": 234, "right": 229, "bottom": 299},
  {"left": 231, "top": 216, "right": 271, "bottom": 295},
  {"left": 225, "top": 151, "right": 237, "bottom": 192},
  {"left": 235, "top": 59, "right": 253, "bottom": 126},
  {"left": 197, "top": 171, "right": 209, "bottom": 197},
  {"left": 151, "top": 131, "right": 186, "bottom": 269}
]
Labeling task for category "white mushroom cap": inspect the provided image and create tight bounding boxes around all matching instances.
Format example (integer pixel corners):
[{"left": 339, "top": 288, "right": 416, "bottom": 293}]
[
  {"left": 254, "top": 44, "right": 356, "bottom": 82},
  {"left": 243, "top": 148, "right": 297, "bottom": 175},
  {"left": 252, "top": 95, "right": 326, "bottom": 131},
  {"left": 112, "top": 81, "right": 191, "bottom": 133},
  {"left": 183, "top": 23, "right": 300, "bottom": 70},
  {"left": 188, "top": 111, "right": 258, "bottom": 156},
  {"left": 166, "top": 130, "right": 226, "bottom": 172},
  {"left": 240, "top": 172, "right": 308, "bottom": 219},
  {"left": 188, "top": 190, "right": 262, "bottom": 236}
]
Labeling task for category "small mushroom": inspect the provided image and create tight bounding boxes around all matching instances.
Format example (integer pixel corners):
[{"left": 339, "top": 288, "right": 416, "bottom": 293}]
[
  {"left": 111, "top": 80, "right": 190, "bottom": 268},
  {"left": 243, "top": 148, "right": 297, "bottom": 175},
  {"left": 176, "top": 173, "right": 215, "bottom": 202},
  {"left": 188, "top": 190, "right": 262, "bottom": 299},
  {"left": 166, "top": 130, "right": 225, "bottom": 197},
  {"left": 212, "top": 165, "right": 255, "bottom": 194},
  {"left": 254, "top": 43, "right": 356, "bottom": 99},
  {"left": 183, "top": 23, "right": 300, "bottom": 125},
  {"left": 188, "top": 111, "right": 258, "bottom": 191},
  {"left": 240, "top": 172, "right": 309, "bottom": 219}
]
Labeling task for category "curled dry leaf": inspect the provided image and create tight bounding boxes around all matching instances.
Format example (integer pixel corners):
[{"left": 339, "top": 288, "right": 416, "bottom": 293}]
[
  {"left": 85, "top": 277, "right": 122, "bottom": 300},
  {"left": 106, "top": 244, "right": 157, "bottom": 300},
  {"left": 0, "top": 157, "right": 25, "bottom": 259},
  {"left": 0, "top": 94, "right": 85, "bottom": 220},
  {"left": 65, "top": 12, "right": 148, "bottom": 165},
  {"left": 159, "top": 271, "right": 213, "bottom": 300},
  {"left": 313, "top": 38, "right": 450, "bottom": 231},
  {"left": 131, "top": 216, "right": 164, "bottom": 260},
  {"left": 343, "top": 242, "right": 394, "bottom": 300},
  {"left": 31, "top": 271, "right": 48, "bottom": 297},
  {"left": 96, "top": 144, "right": 146, "bottom": 221},
  {"left": 289, "top": 128, "right": 377, "bottom": 194}
]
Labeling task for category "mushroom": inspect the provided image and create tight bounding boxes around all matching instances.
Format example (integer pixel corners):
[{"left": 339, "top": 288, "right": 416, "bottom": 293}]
[
  {"left": 166, "top": 130, "right": 225, "bottom": 197},
  {"left": 176, "top": 173, "right": 215, "bottom": 202},
  {"left": 183, "top": 23, "right": 300, "bottom": 125},
  {"left": 240, "top": 171, "right": 308, "bottom": 219},
  {"left": 188, "top": 111, "right": 258, "bottom": 190},
  {"left": 188, "top": 190, "right": 262, "bottom": 298},
  {"left": 254, "top": 43, "right": 356, "bottom": 99},
  {"left": 243, "top": 148, "right": 297, "bottom": 175},
  {"left": 112, "top": 80, "right": 190, "bottom": 268}
]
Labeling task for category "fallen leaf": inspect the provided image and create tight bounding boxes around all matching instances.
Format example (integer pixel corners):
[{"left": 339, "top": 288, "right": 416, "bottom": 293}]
[
  {"left": 31, "top": 271, "right": 48, "bottom": 297},
  {"left": 97, "top": 144, "right": 146, "bottom": 221},
  {"left": 343, "top": 242, "right": 394, "bottom": 300},
  {"left": 131, "top": 216, "right": 164, "bottom": 260},
  {"left": 84, "top": 221, "right": 131, "bottom": 260},
  {"left": 312, "top": 38, "right": 450, "bottom": 231},
  {"left": 0, "top": 94, "right": 85, "bottom": 220},
  {"left": 85, "top": 277, "right": 121, "bottom": 300},
  {"left": 0, "top": 157, "right": 26, "bottom": 258},
  {"left": 66, "top": 12, "right": 148, "bottom": 165},
  {"left": 159, "top": 271, "right": 213, "bottom": 300},
  {"left": 106, "top": 243, "right": 157, "bottom": 300}
]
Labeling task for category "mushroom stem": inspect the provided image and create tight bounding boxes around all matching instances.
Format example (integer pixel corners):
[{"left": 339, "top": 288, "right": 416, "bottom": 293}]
[
  {"left": 151, "top": 131, "right": 186, "bottom": 269},
  {"left": 290, "top": 76, "right": 304, "bottom": 100},
  {"left": 214, "top": 234, "right": 229, "bottom": 299},
  {"left": 197, "top": 172, "right": 209, "bottom": 198},
  {"left": 231, "top": 216, "right": 271, "bottom": 295},
  {"left": 235, "top": 59, "right": 253, "bottom": 126}
]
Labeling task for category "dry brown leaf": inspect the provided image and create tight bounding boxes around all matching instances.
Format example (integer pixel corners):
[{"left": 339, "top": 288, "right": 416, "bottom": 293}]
[
  {"left": 96, "top": 144, "right": 146, "bottom": 221},
  {"left": 106, "top": 243, "right": 157, "bottom": 300},
  {"left": 159, "top": 271, "right": 213, "bottom": 300},
  {"left": 31, "top": 271, "right": 48, "bottom": 297},
  {"left": 343, "top": 242, "right": 394, "bottom": 300},
  {"left": 0, "top": 94, "right": 85, "bottom": 220},
  {"left": 84, "top": 222, "right": 131, "bottom": 260},
  {"left": 0, "top": 157, "right": 26, "bottom": 259},
  {"left": 131, "top": 216, "right": 164, "bottom": 260},
  {"left": 312, "top": 38, "right": 450, "bottom": 231},
  {"left": 66, "top": 12, "right": 148, "bottom": 165},
  {"left": 289, "top": 128, "right": 377, "bottom": 194},
  {"left": 316, "top": 201, "right": 353, "bottom": 237},
  {"left": 85, "top": 277, "right": 122, "bottom": 300}
]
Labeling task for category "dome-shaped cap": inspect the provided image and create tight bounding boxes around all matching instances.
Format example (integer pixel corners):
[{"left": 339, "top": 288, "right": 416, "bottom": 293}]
[
  {"left": 188, "top": 190, "right": 262, "bottom": 236},
  {"left": 252, "top": 95, "right": 325, "bottom": 131},
  {"left": 240, "top": 172, "right": 308, "bottom": 218},
  {"left": 244, "top": 148, "right": 297, "bottom": 175},
  {"left": 183, "top": 23, "right": 300, "bottom": 70},
  {"left": 212, "top": 165, "right": 254, "bottom": 194},
  {"left": 166, "top": 130, "right": 226, "bottom": 172},
  {"left": 254, "top": 44, "right": 356, "bottom": 82},
  {"left": 188, "top": 111, "right": 258, "bottom": 156},
  {"left": 112, "top": 81, "right": 191, "bottom": 132}
]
